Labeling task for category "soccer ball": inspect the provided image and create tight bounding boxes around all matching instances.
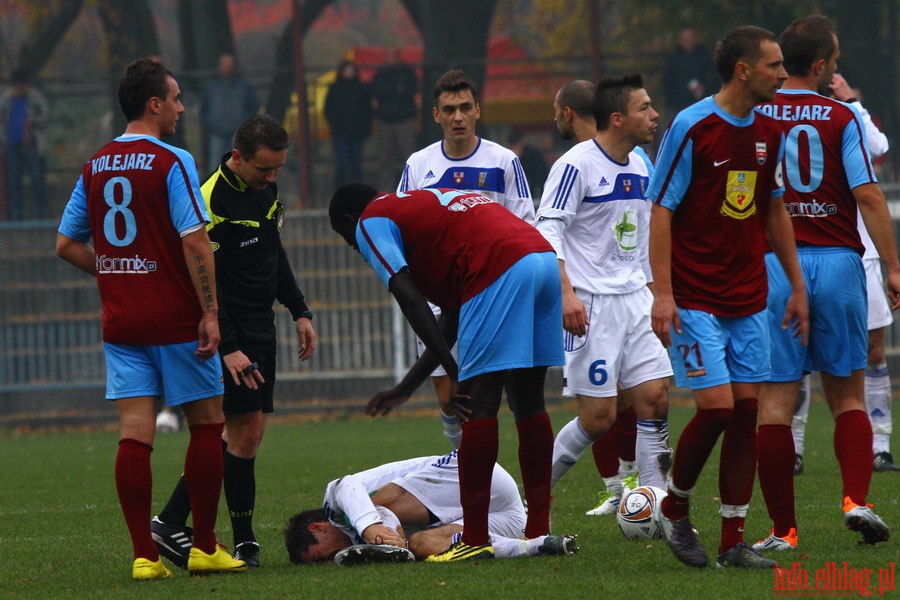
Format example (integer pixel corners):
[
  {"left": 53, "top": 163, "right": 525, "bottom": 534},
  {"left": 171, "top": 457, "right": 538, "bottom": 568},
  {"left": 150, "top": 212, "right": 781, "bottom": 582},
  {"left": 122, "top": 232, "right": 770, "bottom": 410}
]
[
  {"left": 155, "top": 409, "right": 180, "bottom": 433},
  {"left": 617, "top": 485, "right": 667, "bottom": 541}
]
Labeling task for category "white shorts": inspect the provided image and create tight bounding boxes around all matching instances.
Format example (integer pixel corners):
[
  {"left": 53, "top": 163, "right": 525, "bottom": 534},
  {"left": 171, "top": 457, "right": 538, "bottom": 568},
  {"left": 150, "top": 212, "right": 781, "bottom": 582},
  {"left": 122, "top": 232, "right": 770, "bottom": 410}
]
[
  {"left": 865, "top": 257, "right": 893, "bottom": 330},
  {"left": 394, "top": 452, "right": 526, "bottom": 540},
  {"left": 415, "top": 302, "right": 456, "bottom": 378},
  {"left": 563, "top": 287, "right": 672, "bottom": 398}
]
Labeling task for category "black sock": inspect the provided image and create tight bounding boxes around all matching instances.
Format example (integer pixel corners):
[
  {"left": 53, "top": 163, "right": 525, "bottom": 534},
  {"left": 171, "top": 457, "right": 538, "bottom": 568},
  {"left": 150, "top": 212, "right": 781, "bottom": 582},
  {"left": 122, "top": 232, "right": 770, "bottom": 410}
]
[
  {"left": 224, "top": 450, "right": 257, "bottom": 546},
  {"left": 158, "top": 474, "right": 192, "bottom": 526}
]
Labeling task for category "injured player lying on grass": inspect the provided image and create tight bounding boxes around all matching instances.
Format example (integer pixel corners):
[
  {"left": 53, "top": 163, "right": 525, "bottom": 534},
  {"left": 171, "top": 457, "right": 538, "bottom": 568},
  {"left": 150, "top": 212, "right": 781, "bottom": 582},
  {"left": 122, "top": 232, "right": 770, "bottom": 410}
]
[{"left": 284, "top": 450, "right": 577, "bottom": 565}]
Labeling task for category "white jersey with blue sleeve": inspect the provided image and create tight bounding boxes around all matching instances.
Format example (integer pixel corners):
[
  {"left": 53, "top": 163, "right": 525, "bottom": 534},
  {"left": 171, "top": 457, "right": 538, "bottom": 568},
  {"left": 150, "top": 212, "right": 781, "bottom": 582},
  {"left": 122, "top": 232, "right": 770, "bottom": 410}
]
[{"left": 534, "top": 139, "right": 653, "bottom": 295}]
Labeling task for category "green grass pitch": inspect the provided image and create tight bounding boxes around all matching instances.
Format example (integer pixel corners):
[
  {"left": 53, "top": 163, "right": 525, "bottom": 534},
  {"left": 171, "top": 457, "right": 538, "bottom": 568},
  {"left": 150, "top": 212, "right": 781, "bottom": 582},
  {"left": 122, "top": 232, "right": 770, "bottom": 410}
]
[{"left": 1, "top": 399, "right": 897, "bottom": 599}]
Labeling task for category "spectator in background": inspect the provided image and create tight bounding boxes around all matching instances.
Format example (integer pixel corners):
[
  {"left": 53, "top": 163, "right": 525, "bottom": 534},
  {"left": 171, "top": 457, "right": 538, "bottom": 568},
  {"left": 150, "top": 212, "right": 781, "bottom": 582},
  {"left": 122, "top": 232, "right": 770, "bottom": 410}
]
[
  {"left": 508, "top": 130, "right": 549, "bottom": 200},
  {"left": 662, "top": 27, "right": 718, "bottom": 119},
  {"left": 371, "top": 48, "right": 418, "bottom": 192},
  {"left": 0, "top": 68, "right": 49, "bottom": 220},
  {"left": 201, "top": 52, "right": 259, "bottom": 174},
  {"left": 325, "top": 59, "right": 373, "bottom": 188}
]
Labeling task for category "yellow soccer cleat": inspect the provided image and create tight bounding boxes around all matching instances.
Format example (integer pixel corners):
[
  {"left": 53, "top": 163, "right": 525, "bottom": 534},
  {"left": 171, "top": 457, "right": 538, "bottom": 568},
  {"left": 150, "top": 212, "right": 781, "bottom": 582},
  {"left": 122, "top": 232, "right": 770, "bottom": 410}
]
[
  {"left": 187, "top": 544, "right": 248, "bottom": 574},
  {"left": 132, "top": 557, "right": 173, "bottom": 580}
]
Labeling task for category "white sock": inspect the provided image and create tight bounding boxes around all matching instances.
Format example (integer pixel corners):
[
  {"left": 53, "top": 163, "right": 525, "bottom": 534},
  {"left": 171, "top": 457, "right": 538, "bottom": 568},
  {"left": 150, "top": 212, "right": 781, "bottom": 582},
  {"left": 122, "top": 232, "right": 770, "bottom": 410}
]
[
  {"left": 791, "top": 374, "right": 811, "bottom": 455},
  {"left": 865, "top": 362, "right": 892, "bottom": 454},
  {"left": 602, "top": 475, "right": 623, "bottom": 498},
  {"left": 551, "top": 417, "right": 594, "bottom": 489},
  {"left": 441, "top": 412, "right": 462, "bottom": 450},
  {"left": 635, "top": 418, "right": 669, "bottom": 489},
  {"left": 491, "top": 534, "right": 530, "bottom": 558}
]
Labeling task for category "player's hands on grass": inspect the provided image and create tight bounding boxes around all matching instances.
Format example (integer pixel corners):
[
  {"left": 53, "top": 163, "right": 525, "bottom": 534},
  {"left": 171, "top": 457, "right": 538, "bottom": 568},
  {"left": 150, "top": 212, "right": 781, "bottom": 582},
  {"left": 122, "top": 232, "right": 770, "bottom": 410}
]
[
  {"left": 365, "top": 386, "right": 410, "bottom": 416},
  {"left": 362, "top": 523, "right": 407, "bottom": 548}
]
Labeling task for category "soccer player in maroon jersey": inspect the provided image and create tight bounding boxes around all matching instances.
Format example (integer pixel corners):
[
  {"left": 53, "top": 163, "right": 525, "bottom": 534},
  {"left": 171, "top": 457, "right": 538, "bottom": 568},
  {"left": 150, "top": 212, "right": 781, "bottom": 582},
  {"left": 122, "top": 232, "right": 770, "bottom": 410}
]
[
  {"left": 329, "top": 184, "right": 565, "bottom": 562},
  {"left": 56, "top": 58, "right": 245, "bottom": 579},
  {"left": 647, "top": 26, "right": 808, "bottom": 569},
  {"left": 753, "top": 15, "right": 899, "bottom": 553}
]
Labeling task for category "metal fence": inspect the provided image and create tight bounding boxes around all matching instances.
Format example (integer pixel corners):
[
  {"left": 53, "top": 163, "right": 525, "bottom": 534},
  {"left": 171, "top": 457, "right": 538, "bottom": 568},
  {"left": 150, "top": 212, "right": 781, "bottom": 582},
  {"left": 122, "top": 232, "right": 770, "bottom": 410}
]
[
  {"left": 0, "top": 210, "right": 416, "bottom": 395},
  {"left": 4, "top": 190, "right": 900, "bottom": 398}
]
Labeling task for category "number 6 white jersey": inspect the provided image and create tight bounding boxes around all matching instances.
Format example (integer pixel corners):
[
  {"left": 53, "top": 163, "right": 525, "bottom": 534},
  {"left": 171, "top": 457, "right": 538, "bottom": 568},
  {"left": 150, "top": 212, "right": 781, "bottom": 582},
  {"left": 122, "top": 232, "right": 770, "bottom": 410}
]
[{"left": 535, "top": 139, "right": 654, "bottom": 295}]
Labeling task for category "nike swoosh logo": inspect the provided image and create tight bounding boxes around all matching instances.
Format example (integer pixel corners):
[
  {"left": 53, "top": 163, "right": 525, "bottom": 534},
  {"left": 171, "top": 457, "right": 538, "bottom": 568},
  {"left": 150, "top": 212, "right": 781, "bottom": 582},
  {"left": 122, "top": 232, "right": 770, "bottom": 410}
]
[{"left": 714, "top": 159, "right": 730, "bottom": 167}]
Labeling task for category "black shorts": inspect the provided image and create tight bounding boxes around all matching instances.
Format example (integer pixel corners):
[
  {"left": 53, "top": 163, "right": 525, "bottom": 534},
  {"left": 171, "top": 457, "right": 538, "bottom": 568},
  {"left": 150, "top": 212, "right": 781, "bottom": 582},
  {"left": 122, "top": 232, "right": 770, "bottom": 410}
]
[{"left": 222, "top": 342, "right": 276, "bottom": 415}]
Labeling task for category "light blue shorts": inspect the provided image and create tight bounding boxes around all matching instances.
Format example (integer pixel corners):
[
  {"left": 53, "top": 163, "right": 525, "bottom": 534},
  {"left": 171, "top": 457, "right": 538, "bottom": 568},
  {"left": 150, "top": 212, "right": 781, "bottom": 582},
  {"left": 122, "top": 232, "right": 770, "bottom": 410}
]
[
  {"left": 668, "top": 308, "right": 770, "bottom": 390},
  {"left": 766, "top": 247, "right": 866, "bottom": 380},
  {"left": 104, "top": 341, "right": 224, "bottom": 404},
  {"left": 458, "top": 252, "right": 564, "bottom": 380}
]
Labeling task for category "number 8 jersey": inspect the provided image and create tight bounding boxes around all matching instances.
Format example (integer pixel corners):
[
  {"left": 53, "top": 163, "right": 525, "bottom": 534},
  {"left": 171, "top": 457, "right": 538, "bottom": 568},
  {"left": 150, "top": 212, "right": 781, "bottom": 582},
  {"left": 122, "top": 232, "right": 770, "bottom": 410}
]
[
  {"left": 757, "top": 89, "right": 876, "bottom": 252},
  {"left": 58, "top": 134, "right": 210, "bottom": 345}
]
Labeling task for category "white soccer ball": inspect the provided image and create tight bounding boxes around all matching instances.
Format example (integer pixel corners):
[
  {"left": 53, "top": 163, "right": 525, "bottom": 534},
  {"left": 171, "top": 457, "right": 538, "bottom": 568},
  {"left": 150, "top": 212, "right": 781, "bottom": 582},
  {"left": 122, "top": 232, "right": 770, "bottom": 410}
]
[
  {"left": 155, "top": 410, "right": 180, "bottom": 433},
  {"left": 617, "top": 485, "right": 667, "bottom": 541}
]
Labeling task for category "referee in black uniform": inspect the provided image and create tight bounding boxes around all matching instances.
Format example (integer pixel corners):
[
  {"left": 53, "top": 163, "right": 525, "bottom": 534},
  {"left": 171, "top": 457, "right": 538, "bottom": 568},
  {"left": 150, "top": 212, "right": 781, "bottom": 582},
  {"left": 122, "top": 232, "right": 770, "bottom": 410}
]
[{"left": 152, "top": 115, "right": 317, "bottom": 569}]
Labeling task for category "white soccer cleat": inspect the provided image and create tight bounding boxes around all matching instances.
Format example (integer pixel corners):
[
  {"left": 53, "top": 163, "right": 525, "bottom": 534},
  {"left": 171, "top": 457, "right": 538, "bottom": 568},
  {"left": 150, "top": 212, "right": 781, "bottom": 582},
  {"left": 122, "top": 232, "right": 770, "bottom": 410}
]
[
  {"left": 585, "top": 490, "right": 621, "bottom": 516},
  {"left": 334, "top": 544, "right": 415, "bottom": 566}
]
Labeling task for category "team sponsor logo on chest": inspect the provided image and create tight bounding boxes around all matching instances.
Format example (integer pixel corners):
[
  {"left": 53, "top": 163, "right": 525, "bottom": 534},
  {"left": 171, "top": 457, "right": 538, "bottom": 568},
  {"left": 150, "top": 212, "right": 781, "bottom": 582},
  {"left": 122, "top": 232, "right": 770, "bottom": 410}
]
[
  {"left": 240, "top": 237, "right": 259, "bottom": 247},
  {"left": 756, "top": 141, "right": 767, "bottom": 165},
  {"left": 721, "top": 170, "right": 758, "bottom": 220}
]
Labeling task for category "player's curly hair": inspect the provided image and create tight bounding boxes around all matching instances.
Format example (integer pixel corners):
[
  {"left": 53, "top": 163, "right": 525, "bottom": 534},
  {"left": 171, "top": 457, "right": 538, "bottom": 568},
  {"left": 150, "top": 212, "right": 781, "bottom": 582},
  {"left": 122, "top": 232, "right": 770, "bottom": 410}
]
[
  {"left": 284, "top": 508, "right": 328, "bottom": 564},
  {"left": 118, "top": 58, "right": 173, "bottom": 122}
]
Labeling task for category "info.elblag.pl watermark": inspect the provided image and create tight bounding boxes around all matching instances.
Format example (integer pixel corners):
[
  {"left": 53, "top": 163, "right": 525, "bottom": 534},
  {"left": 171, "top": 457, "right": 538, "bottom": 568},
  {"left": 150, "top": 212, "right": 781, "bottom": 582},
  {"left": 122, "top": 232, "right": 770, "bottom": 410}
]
[{"left": 774, "top": 561, "right": 896, "bottom": 597}]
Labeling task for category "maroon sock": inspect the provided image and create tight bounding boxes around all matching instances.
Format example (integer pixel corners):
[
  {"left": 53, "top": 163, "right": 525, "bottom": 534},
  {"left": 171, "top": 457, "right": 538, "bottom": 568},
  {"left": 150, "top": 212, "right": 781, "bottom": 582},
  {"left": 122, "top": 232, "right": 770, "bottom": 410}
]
[
  {"left": 662, "top": 407, "right": 733, "bottom": 520},
  {"left": 516, "top": 412, "right": 554, "bottom": 538},
  {"left": 116, "top": 438, "right": 157, "bottom": 560},
  {"left": 458, "top": 418, "right": 499, "bottom": 546},
  {"left": 757, "top": 424, "right": 797, "bottom": 536},
  {"left": 615, "top": 405, "right": 637, "bottom": 463},
  {"left": 590, "top": 430, "right": 619, "bottom": 478},
  {"left": 834, "top": 410, "right": 873, "bottom": 506},
  {"left": 719, "top": 398, "right": 758, "bottom": 552},
  {"left": 184, "top": 422, "right": 225, "bottom": 553}
]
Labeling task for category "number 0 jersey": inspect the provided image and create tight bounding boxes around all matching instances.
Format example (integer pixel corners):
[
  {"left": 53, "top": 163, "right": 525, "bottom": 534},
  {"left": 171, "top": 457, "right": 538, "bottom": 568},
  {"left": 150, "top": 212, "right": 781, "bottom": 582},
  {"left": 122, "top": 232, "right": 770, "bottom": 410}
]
[
  {"left": 58, "top": 134, "right": 209, "bottom": 345},
  {"left": 757, "top": 89, "right": 876, "bottom": 253},
  {"left": 647, "top": 96, "right": 785, "bottom": 317}
]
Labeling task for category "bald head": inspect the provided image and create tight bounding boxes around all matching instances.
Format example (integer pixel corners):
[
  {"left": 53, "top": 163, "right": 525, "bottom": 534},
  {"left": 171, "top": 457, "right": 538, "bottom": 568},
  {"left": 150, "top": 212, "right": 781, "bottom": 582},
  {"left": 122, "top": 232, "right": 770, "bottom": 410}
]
[{"left": 554, "top": 80, "right": 597, "bottom": 142}]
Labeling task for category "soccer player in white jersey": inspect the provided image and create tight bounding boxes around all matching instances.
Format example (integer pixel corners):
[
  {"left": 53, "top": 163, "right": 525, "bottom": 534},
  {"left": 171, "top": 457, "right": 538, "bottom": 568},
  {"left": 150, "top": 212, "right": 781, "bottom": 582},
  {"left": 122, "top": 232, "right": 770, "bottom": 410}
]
[
  {"left": 790, "top": 74, "right": 899, "bottom": 475},
  {"left": 395, "top": 69, "right": 534, "bottom": 448},
  {"left": 534, "top": 74, "right": 673, "bottom": 504},
  {"left": 284, "top": 450, "right": 577, "bottom": 563}
]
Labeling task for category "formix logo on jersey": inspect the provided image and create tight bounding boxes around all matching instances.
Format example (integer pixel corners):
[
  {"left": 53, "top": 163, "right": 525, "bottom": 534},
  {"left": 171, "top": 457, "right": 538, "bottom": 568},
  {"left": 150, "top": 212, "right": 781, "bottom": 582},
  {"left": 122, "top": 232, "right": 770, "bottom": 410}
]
[{"left": 96, "top": 254, "right": 157, "bottom": 274}]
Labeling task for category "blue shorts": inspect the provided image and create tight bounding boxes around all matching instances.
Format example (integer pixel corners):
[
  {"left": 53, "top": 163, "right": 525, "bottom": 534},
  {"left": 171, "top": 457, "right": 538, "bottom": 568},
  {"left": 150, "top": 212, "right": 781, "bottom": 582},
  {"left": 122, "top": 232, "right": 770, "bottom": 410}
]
[
  {"left": 766, "top": 247, "right": 866, "bottom": 380},
  {"left": 458, "top": 252, "right": 564, "bottom": 380},
  {"left": 668, "top": 309, "right": 770, "bottom": 390},
  {"left": 104, "top": 341, "right": 224, "bottom": 404}
]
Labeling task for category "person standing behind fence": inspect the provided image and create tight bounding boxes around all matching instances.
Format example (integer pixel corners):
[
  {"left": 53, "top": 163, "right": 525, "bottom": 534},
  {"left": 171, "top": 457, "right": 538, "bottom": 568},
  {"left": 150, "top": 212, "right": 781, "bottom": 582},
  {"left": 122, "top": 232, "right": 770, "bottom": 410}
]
[
  {"left": 396, "top": 69, "right": 534, "bottom": 449},
  {"left": 151, "top": 114, "right": 317, "bottom": 570},
  {"left": 201, "top": 52, "right": 260, "bottom": 175},
  {"left": 0, "top": 68, "right": 49, "bottom": 220},
  {"left": 371, "top": 48, "right": 418, "bottom": 192},
  {"left": 55, "top": 57, "right": 246, "bottom": 580},
  {"left": 325, "top": 59, "right": 373, "bottom": 188}
]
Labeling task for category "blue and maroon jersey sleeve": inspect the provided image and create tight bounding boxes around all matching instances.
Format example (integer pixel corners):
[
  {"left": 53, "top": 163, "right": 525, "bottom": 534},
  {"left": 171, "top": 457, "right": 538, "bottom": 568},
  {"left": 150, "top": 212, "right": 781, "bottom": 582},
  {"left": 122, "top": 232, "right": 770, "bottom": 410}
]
[
  {"left": 647, "top": 98, "right": 784, "bottom": 316},
  {"left": 71, "top": 136, "right": 208, "bottom": 345},
  {"left": 758, "top": 90, "right": 874, "bottom": 252},
  {"left": 358, "top": 189, "right": 552, "bottom": 308}
]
